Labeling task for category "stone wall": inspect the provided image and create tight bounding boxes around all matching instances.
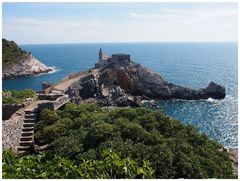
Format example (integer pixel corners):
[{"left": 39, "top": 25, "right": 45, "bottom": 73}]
[
  {"left": 38, "top": 101, "right": 55, "bottom": 110},
  {"left": 53, "top": 94, "right": 70, "bottom": 110},
  {"left": 2, "top": 104, "right": 24, "bottom": 120},
  {"left": 2, "top": 97, "right": 37, "bottom": 120},
  {"left": 111, "top": 54, "right": 130, "bottom": 64},
  {"left": 2, "top": 108, "right": 25, "bottom": 152},
  {"left": 38, "top": 95, "right": 70, "bottom": 111},
  {"left": 37, "top": 93, "right": 63, "bottom": 101}
]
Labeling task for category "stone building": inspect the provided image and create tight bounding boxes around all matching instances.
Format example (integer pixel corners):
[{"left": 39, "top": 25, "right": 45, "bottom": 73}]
[
  {"left": 98, "top": 48, "right": 110, "bottom": 62},
  {"left": 95, "top": 48, "right": 130, "bottom": 68},
  {"left": 111, "top": 53, "right": 130, "bottom": 64}
]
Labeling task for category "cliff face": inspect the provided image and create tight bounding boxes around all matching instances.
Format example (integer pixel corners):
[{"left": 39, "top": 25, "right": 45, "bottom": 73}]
[
  {"left": 71, "top": 59, "right": 225, "bottom": 106},
  {"left": 2, "top": 39, "right": 53, "bottom": 79}
]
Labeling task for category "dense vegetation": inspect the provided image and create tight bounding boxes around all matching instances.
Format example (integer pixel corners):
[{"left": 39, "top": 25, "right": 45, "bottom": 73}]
[
  {"left": 3, "top": 148, "right": 153, "bottom": 179},
  {"left": 3, "top": 103, "right": 234, "bottom": 178},
  {"left": 2, "top": 38, "right": 29, "bottom": 68},
  {"left": 3, "top": 89, "right": 36, "bottom": 104}
]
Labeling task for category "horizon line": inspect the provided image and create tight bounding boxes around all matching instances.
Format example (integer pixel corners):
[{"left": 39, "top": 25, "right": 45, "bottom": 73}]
[{"left": 19, "top": 41, "right": 238, "bottom": 46}]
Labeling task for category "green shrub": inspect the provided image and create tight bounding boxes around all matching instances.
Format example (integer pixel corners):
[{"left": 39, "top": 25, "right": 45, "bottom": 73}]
[
  {"left": 4, "top": 103, "right": 234, "bottom": 179},
  {"left": 33, "top": 103, "right": 234, "bottom": 178},
  {"left": 2, "top": 89, "right": 36, "bottom": 105},
  {"left": 2, "top": 38, "right": 30, "bottom": 68},
  {"left": 2, "top": 149, "right": 154, "bottom": 179}
]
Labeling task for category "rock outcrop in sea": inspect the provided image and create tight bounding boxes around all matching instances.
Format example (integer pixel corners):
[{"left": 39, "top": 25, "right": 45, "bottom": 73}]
[
  {"left": 3, "top": 54, "right": 53, "bottom": 79},
  {"left": 2, "top": 39, "right": 53, "bottom": 79},
  {"left": 70, "top": 49, "right": 226, "bottom": 107}
]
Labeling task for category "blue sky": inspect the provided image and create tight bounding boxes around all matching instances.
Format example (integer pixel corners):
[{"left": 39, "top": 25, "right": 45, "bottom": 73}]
[{"left": 2, "top": 2, "right": 238, "bottom": 44}]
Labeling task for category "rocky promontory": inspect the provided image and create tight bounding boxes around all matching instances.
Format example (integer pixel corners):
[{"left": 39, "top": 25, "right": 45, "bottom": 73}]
[
  {"left": 3, "top": 54, "right": 53, "bottom": 79},
  {"left": 2, "top": 39, "right": 53, "bottom": 79},
  {"left": 70, "top": 50, "right": 226, "bottom": 106}
]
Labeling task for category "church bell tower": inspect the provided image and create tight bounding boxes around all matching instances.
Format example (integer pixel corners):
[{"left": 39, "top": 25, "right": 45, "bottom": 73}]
[{"left": 99, "top": 48, "right": 103, "bottom": 61}]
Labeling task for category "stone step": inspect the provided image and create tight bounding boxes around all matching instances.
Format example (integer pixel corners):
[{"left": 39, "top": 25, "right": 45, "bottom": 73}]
[
  {"left": 24, "top": 118, "right": 36, "bottom": 123},
  {"left": 25, "top": 109, "right": 38, "bottom": 114},
  {"left": 25, "top": 113, "right": 37, "bottom": 119},
  {"left": 22, "top": 127, "right": 34, "bottom": 132},
  {"left": 20, "top": 136, "right": 33, "bottom": 142},
  {"left": 18, "top": 145, "right": 32, "bottom": 151},
  {"left": 19, "top": 141, "right": 33, "bottom": 147},
  {"left": 25, "top": 112, "right": 37, "bottom": 115},
  {"left": 21, "top": 131, "right": 34, "bottom": 137},
  {"left": 23, "top": 123, "right": 35, "bottom": 127}
]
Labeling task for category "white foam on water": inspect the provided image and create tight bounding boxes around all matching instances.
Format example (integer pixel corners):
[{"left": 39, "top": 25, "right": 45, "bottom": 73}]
[
  {"left": 205, "top": 97, "right": 220, "bottom": 104},
  {"left": 48, "top": 67, "right": 58, "bottom": 74},
  {"left": 34, "top": 66, "right": 60, "bottom": 77}
]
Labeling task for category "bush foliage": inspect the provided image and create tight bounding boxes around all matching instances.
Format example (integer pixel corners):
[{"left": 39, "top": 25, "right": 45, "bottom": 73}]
[
  {"left": 3, "top": 148, "right": 154, "bottom": 179},
  {"left": 3, "top": 103, "right": 234, "bottom": 178},
  {"left": 3, "top": 89, "right": 36, "bottom": 104}
]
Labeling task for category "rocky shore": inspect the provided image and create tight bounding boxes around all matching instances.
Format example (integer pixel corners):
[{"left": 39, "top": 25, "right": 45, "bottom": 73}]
[
  {"left": 228, "top": 148, "right": 238, "bottom": 176},
  {"left": 70, "top": 56, "right": 226, "bottom": 107},
  {"left": 2, "top": 38, "right": 53, "bottom": 79},
  {"left": 3, "top": 54, "right": 53, "bottom": 79}
]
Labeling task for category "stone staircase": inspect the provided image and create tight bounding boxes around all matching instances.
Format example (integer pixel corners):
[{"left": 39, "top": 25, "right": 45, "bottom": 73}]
[
  {"left": 17, "top": 108, "right": 38, "bottom": 156},
  {"left": 16, "top": 93, "right": 70, "bottom": 156}
]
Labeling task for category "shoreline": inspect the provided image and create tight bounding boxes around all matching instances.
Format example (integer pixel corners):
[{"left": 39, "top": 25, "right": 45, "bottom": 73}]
[
  {"left": 2, "top": 66, "right": 57, "bottom": 80},
  {"left": 33, "top": 66, "right": 58, "bottom": 77}
]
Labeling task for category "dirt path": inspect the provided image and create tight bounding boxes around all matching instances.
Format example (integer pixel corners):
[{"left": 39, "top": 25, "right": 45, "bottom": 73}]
[{"left": 52, "top": 72, "right": 89, "bottom": 91}]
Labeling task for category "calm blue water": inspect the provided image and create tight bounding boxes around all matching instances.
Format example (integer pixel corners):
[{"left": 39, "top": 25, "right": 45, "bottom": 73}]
[{"left": 3, "top": 42, "right": 238, "bottom": 148}]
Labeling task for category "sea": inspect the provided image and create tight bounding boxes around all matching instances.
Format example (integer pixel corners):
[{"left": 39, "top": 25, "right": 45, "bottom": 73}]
[{"left": 3, "top": 42, "right": 238, "bottom": 148}]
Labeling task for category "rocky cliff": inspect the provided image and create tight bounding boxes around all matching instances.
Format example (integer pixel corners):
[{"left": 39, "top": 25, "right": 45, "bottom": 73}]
[
  {"left": 2, "top": 39, "right": 53, "bottom": 79},
  {"left": 71, "top": 58, "right": 225, "bottom": 106}
]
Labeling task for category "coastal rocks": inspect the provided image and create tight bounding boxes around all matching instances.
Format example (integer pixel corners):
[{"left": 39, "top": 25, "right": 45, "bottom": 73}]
[
  {"left": 97, "top": 60, "right": 226, "bottom": 100},
  {"left": 164, "top": 81, "right": 226, "bottom": 100},
  {"left": 112, "top": 95, "right": 140, "bottom": 107},
  {"left": 71, "top": 73, "right": 139, "bottom": 107},
  {"left": 227, "top": 148, "right": 238, "bottom": 176},
  {"left": 70, "top": 54, "right": 225, "bottom": 106},
  {"left": 3, "top": 54, "right": 53, "bottom": 79},
  {"left": 103, "top": 85, "right": 140, "bottom": 107},
  {"left": 98, "top": 69, "right": 133, "bottom": 93},
  {"left": 42, "top": 82, "right": 52, "bottom": 90},
  {"left": 73, "top": 74, "right": 100, "bottom": 100},
  {"left": 219, "top": 147, "right": 238, "bottom": 177},
  {"left": 205, "top": 81, "right": 226, "bottom": 99}
]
